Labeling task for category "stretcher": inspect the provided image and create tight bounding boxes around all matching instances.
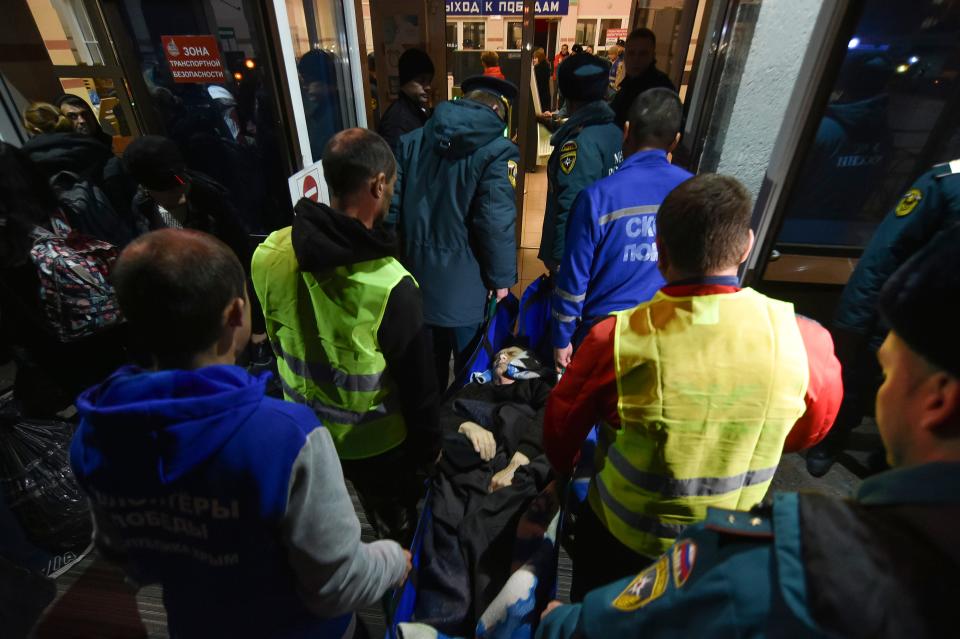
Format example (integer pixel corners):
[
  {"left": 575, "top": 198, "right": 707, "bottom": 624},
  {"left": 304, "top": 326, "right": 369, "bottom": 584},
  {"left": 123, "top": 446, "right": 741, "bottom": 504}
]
[{"left": 386, "top": 290, "right": 584, "bottom": 639}]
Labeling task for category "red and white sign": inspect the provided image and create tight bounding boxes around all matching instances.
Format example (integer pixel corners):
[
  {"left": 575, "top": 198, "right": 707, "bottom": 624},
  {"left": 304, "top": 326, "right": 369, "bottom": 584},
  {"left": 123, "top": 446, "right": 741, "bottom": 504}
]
[
  {"left": 162, "top": 35, "right": 226, "bottom": 84},
  {"left": 288, "top": 161, "right": 330, "bottom": 208},
  {"left": 605, "top": 28, "right": 628, "bottom": 46},
  {"left": 302, "top": 175, "right": 319, "bottom": 202}
]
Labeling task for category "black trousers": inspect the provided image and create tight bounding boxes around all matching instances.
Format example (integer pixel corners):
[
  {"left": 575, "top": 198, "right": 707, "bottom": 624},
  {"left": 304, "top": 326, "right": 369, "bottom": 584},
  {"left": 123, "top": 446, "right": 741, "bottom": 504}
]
[
  {"left": 569, "top": 501, "right": 655, "bottom": 602},
  {"left": 429, "top": 324, "right": 482, "bottom": 393},
  {"left": 340, "top": 444, "right": 424, "bottom": 548}
]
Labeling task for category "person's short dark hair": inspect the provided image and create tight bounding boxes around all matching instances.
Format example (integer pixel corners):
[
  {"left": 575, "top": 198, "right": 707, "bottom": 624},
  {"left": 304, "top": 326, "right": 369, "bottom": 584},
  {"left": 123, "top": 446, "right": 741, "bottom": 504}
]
[
  {"left": 657, "top": 174, "right": 752, "bottom": 274},
  {"left": 463, "top": 89, "right": 506, "bottom": 120},
  {"left": 571, "top": 43, "right": 584, "bottom": 54},
  {"left": 322, "top": 128, "right": 396, "bottom": 200},
  {"left": 298, "top": 50, "right": 337, "bottom": 84},
  {"left": 627, "top": 88, "right": 682, "bottom": 148},
  {"left": 123, "top": 135, "right": 187, "bottom": 191},
  {"left": 112, "top": 229, "right": 247, "bottom": 366},
  {"left": 627, "top": 28, "right": 657, "bottom": 47},
  {"left": 481, "top": 50, "right": 499, "bottom": 68}
]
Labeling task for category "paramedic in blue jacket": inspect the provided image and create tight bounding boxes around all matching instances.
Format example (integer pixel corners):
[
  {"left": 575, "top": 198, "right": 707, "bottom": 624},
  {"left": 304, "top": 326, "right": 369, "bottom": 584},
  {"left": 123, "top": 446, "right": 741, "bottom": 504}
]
[
  {"left": 538, "top": 54, "right": 623, "bottom": 272},
  {"left": 70, "top": 229, "right": 410, "bottom": 638},
  {"left": 390, "top": 75, "right": 519, "bottom": 391},
  {"left": 538, "top": 220, "right": 960, "bottom": 639},
  {"left": 553, "top": 88, "right": 691, "bottom": 370},
  {"left": 807, "top": 159, "right": 960, "bottom": 477}
]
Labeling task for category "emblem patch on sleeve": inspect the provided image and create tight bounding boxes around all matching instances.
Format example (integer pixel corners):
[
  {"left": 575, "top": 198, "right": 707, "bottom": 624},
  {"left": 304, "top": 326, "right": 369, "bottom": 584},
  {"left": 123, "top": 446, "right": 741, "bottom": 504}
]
[
  {"left": 611, "top": 556, "right": 669, "bottom": 612},
  {"left": 895, "top": 188, "right": 922, "bottom": 217},
  {"left": 671, "top": 540, "right": 697, "bottom": 588},
  {"left": 507, "top": 160, "right": 518, "bottom": 189},
  {"left": 559, "top": 141, "right": 578, "bottom": 175}
]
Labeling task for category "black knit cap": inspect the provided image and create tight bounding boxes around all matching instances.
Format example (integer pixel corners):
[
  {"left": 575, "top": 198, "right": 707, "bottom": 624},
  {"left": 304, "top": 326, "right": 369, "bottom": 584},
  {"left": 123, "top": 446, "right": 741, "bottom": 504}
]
[
  {"left": 879, "top": 221, "right": 960, "bottom": 377},
  {"left": 398, "top": 48, "right": 435, "bottom": 86},
  {"left": 558, "top": 54, "right": 611, "bottom": 102},
  {"left": 123, "top": 135, "right": 186, "bottom": 191}
]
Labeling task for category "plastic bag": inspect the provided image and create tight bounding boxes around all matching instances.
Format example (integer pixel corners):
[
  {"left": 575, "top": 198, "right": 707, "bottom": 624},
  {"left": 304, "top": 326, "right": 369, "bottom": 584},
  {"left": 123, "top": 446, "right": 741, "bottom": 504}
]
[{"left": 0, "top": 413, "right": 91, "bottom": 554}]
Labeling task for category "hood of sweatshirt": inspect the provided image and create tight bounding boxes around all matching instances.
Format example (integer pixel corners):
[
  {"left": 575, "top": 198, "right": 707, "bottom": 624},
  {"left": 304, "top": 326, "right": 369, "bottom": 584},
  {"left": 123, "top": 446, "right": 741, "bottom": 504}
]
[
  {"left": 22, "top": 132, "right": 112, "bottom": 178},
  {"left": 73, "top": 365, "right": 269, "bottom": 486},
  {"left": 291, "top": 199, "right": 398, "bottom": 272},
  {"left": 421, "top": 98, "right": 508, "bottom": 160}
]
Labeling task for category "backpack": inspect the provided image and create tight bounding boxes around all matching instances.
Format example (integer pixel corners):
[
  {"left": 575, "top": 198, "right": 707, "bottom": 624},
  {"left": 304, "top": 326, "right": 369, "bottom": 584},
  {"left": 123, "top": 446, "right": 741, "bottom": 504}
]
[
  {"left": 29, "top": 214, "right": 122, "bottom": 343},
  {"left": 49, "top": 170, "right": 134, "bottom": 249}
]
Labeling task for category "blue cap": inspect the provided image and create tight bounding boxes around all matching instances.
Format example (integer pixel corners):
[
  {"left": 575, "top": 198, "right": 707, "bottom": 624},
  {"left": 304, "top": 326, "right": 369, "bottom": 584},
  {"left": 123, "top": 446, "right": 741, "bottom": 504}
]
[
  {"left": 461, "top": 75, "right": 518, "bottom": 103},
  {"left": 879, "top": 220, "right": 960, "bottom": 377},
  {"left": 558, "top": 54, "right": 611, "bottom": 102}
]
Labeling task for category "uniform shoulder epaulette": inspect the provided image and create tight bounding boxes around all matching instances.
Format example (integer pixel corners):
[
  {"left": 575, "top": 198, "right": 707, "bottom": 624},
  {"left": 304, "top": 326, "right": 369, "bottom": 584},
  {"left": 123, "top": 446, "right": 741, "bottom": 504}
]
[
  {"left": 703, "top": 504, "right": 773, "bottom": 539},
  {"left": 932, "top": 159, "right": 960, "bottom": 180}
]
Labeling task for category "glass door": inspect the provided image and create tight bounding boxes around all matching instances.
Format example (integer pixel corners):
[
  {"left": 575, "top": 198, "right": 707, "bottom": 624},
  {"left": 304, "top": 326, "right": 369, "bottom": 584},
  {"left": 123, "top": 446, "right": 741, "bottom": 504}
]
[
  {"left": 747, "top": 0, "right": 960, "bottom": 322},
  {"left": 24, "top": 0, "right": 141, "bottom": 148}
]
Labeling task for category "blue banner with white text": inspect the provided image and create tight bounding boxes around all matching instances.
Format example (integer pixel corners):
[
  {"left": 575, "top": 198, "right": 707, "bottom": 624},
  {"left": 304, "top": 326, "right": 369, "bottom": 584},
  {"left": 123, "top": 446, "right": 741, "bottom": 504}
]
[{"left": 445, "top": 0, "right": 570, "bottom": 16}]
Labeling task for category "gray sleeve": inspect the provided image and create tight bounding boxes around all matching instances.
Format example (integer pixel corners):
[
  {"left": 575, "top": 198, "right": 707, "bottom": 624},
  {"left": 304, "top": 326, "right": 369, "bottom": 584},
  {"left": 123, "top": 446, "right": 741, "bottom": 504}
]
[{"left": 281, "top": 428, "right": 407, "bottom": 616}]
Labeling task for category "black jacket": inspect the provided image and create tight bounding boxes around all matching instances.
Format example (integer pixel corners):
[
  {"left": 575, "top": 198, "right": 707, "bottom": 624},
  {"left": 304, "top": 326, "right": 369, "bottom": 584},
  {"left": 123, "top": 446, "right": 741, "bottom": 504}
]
[
  {"left": 611, "top": 63, "right": 677, "bottom": 128},
  {"left": 22, "top": 132, "right": 137, "bottom": 239},
  {"left": 534, "top": 60, "right": 552, "bottom": 111},
  {"left": 132, "top": 171, "right": 263, "bottom": 333},
  {"left": 291, "top": 200, "right": 441, "bottom": 464},
  {"left": 378, "top": 92, "right": 431, "bottom": 153}
]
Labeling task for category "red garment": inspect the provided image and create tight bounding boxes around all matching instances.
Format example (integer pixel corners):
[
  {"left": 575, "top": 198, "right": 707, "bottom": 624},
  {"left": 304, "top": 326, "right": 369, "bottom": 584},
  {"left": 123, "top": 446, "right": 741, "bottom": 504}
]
[
  {"left": 553, "top": 53, "right": 569, "bottom": 79},
  {"left": 483, "top": 66, "right": 506, "bottom": 80},
  {"left": 543, "top": 285, "right": 844, "bottom": 474}
]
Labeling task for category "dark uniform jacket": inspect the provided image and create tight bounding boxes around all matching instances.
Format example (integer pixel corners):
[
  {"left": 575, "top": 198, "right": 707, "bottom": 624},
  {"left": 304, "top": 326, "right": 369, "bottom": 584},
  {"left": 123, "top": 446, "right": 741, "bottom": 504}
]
[
  {"left": 378, "top": 92, "right": 431, "bottom": 154},
  {"left": 389, "top": 98, "right": 518, "bottom": 328},
  {"left": 610, "top": 64, "right": 676, "bottom": 128},
  {"left": 835, "top": 162, "right": 960, "bottom": 349},
  {"left": 538, "top": 462, "right": 960, "bottom": 639},
  {"left": 538, "top": 101, "right": 622, "bottom": 270}
]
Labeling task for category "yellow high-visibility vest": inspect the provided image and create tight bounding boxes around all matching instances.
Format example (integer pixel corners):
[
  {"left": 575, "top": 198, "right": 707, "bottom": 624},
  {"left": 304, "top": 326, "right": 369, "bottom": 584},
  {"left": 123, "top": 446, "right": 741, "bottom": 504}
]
[
  {"left": 251, "top": 227, "right": 409, "bottom": 459},
  {"left": 590, "top": 288, "right": 809, "bottom": 557}
]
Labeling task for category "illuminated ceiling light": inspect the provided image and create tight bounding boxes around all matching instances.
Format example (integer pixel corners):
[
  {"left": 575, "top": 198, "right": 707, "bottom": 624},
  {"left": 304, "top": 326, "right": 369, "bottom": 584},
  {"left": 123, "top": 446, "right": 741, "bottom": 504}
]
[
  {"left": 908, "top": 55, "right": 919, "bottom": 64},
  {"left": 244, "top": 58, "right": 256, "bottom": 69},
  {"left": 895, "top": 64, "right": 909, "bottom": 74},
  {"left": 847, "top": 37, "right": 860, "bottom": 49},
  {"left": 233, "top": 71, "right": 243, "bottom": 81}
]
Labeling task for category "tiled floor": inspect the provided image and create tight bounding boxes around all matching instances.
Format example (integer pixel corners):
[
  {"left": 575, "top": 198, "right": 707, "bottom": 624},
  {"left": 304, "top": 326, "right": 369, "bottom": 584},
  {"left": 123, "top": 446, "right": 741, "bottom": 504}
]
[{"left": 512, "top": 169, "right": 549, "bottom": 299}]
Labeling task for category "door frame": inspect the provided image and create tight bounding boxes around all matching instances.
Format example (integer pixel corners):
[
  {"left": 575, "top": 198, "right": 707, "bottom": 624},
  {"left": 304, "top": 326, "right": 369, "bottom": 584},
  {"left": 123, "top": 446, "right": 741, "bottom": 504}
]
[{"left": 742, "top": 0, "right": 862, "bottom": 285}]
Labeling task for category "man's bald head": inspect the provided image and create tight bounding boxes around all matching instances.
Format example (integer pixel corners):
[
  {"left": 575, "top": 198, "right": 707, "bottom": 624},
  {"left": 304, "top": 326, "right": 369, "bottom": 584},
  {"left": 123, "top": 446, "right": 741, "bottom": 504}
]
[
  {"left": 112, "top": 229, "right": 247, "bottom": 366},
  {"left": 322, "top": 128, "right": 396, "bottom": 200}
]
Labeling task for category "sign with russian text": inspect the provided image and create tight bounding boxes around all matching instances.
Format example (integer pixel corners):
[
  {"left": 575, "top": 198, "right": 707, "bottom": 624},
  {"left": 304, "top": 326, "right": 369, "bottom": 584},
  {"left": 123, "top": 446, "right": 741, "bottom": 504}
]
[
  {"left": 605, "top": 28, "right": 628, "bottom": 46},
  {"left": 162, "top": 35, "right": 226, "bottom": 84},
  {"left": 445, "top": 0, "right": 569, "bottom": 16}
]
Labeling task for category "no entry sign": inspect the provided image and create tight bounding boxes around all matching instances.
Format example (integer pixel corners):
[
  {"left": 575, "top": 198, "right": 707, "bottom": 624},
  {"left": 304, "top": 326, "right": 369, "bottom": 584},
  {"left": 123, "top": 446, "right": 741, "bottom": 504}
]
[
  {"left": 162, "top": 35, "right": 226, "bottom": 84},
  {"left": 288, "top": 161, "right": 330, "bottom": 208},
  {"left": 302, "top": 175, "right": 319, "bottom": 202}
]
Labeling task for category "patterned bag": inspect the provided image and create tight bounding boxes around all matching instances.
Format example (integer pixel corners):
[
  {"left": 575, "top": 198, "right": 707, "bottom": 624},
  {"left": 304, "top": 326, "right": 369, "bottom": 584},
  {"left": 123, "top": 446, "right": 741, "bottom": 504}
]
[{"left": 29, "top": 215, "right": 122, "bottom": 342}]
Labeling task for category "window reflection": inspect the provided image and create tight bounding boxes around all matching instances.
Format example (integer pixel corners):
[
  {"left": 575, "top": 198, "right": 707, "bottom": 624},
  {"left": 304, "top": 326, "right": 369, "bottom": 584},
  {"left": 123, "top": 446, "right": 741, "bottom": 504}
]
[
  {"left": 286, "top": 0, "right": 358, "bottom": 162},
  {"left": 27, "top": 0, "right": 105, "bottom": 66},
  {"left": 463, "top": 22, "right": 485, "bottom": 51},
  {"left": 777, "top": 0, "right": 960, "bottom": 247}
]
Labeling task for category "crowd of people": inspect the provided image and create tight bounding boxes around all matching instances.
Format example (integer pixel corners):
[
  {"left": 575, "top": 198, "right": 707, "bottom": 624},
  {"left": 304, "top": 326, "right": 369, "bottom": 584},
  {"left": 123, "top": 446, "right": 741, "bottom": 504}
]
[{"left": 1, "top": 25, "right": 958, "bottom": 639}]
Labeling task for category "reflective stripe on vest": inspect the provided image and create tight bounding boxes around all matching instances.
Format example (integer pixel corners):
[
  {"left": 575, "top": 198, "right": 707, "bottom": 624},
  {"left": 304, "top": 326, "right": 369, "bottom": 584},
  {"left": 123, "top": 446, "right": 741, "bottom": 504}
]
[
  {"left": 589, "top": 288, "right": 809, "bottom": 557},
  {"left": 252, "top": 227, "right": 410, "bottom": 460}
]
